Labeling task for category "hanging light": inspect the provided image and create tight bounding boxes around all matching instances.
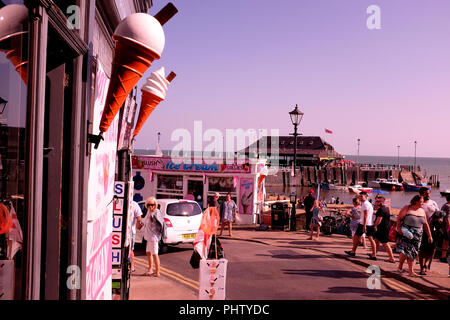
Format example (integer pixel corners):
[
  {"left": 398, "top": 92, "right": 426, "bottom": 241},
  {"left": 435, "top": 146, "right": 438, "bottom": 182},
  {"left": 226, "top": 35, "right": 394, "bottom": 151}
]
[{"left": 289, "top": 104, "right": 304, "bottom": 126}]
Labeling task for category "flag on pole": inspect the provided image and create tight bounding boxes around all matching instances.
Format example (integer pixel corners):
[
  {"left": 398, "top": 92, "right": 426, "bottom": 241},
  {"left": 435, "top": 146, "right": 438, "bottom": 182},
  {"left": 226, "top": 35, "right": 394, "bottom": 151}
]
[{"left": 325, "top": 128, "right": 333, "bottom": 134}]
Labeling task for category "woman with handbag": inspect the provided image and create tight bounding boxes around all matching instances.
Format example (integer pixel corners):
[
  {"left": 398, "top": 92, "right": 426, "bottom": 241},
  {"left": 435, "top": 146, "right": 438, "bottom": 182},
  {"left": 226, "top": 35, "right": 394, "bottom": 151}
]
[
  {"left": 142, "top": 197, "right": 166, "bottom": 277},
  {"left": 396, "top": 195, "right": 433, "bottom": 277}
]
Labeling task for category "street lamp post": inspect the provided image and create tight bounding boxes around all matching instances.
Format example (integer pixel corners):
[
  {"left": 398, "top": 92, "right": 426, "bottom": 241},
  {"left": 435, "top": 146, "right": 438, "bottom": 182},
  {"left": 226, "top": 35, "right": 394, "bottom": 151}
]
[
  {"left": 357, "top": 138, "right": 360, "bottom": 183},
  {"left": 289, "top": 104, "right": 304, "bottom": 231}
]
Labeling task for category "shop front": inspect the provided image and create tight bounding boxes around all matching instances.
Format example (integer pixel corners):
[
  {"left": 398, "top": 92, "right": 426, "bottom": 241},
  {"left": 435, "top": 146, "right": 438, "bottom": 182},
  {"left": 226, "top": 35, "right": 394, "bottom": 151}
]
[{"left": 132, "top": 155, "right": 267, "bottom": 225}]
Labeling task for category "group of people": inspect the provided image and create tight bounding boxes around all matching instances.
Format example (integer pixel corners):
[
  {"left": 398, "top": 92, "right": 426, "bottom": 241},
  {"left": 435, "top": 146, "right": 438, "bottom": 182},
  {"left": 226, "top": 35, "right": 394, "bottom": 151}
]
[
  {"left": 302, "top": 187, "right": 450, "bottom": 277},
  {"left": 342, "top": 188, "right": 449, "bottom": 277}
]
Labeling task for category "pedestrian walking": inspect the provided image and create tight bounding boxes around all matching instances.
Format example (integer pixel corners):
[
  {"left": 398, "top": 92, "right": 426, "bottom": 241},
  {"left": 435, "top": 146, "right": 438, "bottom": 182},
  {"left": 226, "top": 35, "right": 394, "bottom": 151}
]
[
  {"left": 418, "top": 210, "right": 446, "bottom": 274},
  {"left": 396, "top": 195, "right": 433, "bottom": 277},
  {"left": 219, "top": 193, "right": 237, "bottom": 237},
  {"left": 439, "top": 195, "right": 450, "bottom": 263},
  {"left": 142, "top": 197, "right": 166, "bottom": 277},
  {"left": 129, "top": 200, "right": 143, "bottom": 272},
  {"left": 345, "top": 197, "right": 360, "bottom": 237},
  {"left": 419, "top": 187, "right": 439, "bottom": 223},
  {"left": 372, "top": 197, "right": 396, "bottom": 263},
  {"left": 303, "top": 189, "right": 315, "bottom": 231},
  {"left": 344, "top": 197, "right": 365, "bottom": 249},
  {"left": 307, "top": 200, "right": 324, "bottom": 240},
  {"left": 345, "top": 192, "right": 376, "bottom": 259},
  {"left": 213, "top": 192, "right": 221, "bottom": 213}
]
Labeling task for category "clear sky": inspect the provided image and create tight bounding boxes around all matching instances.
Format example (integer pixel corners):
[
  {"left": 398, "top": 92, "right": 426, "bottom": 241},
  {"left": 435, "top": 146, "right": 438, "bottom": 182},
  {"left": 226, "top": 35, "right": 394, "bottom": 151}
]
[{"left": 132, "top": 0, "right": 450, "bottom": 158}]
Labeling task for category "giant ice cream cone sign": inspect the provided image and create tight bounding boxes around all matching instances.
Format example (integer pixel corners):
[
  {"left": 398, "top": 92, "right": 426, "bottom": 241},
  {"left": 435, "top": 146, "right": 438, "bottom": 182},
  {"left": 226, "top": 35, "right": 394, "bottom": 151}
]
[
  {"left": 98, "top": 3, "right": 178, "bottom": 135},
  {"left": 133, "top": 68, "right": 176, "bottom": 137},
  {"left": 0, "top": 4, "right": 29, "bottom": 84}
]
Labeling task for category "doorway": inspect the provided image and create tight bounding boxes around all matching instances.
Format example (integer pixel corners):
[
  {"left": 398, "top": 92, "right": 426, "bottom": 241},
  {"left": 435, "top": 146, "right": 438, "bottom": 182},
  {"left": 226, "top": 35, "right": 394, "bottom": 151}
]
[{"left": 187, "top": 179, "right": 204, "bottom": 209}]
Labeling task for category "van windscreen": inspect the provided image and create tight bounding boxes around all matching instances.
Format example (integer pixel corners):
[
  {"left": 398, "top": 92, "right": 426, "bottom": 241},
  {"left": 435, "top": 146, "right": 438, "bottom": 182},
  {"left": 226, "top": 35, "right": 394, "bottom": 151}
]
[{"left": 166, "top": 202, "right": 202, "bottom": 217}]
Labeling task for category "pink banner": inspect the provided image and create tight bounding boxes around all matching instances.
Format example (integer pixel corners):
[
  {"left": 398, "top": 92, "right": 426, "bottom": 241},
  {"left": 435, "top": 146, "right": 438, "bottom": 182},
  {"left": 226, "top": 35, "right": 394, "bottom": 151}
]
[{"left": 132, "top": 156, "right": 251, "bottom": 173}]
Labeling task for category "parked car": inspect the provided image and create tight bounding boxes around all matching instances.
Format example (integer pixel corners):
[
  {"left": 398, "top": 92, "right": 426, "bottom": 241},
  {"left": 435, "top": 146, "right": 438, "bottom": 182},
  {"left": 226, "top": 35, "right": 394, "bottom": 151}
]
[{"left": 135, "top": 199, "right": 203, "bottom": 251}]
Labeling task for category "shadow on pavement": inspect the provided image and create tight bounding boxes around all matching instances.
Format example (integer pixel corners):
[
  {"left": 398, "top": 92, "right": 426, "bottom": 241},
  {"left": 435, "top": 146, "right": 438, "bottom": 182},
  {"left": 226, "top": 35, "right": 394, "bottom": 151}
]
[
  {"left": 324, "top": 286, "right": 412, "bottom": 299},
  {"left": 282, "top": 269, "right": 368, "bottom": 279}
]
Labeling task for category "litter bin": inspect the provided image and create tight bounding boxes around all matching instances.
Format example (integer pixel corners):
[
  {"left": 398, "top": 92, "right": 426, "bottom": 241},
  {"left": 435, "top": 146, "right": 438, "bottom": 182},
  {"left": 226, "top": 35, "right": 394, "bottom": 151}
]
[{"left": 271, "top": 202, "right": 289, "bottom": 230}]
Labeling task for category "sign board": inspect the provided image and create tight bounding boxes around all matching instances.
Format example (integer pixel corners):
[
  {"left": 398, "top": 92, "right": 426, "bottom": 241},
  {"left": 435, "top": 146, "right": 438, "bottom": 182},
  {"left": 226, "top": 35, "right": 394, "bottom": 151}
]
[
  {"left": 112, "top": 215, "right": 123, "bottom": 232},
  {"left": 86, "top": 61, "right": 116, "bottom": 300},
  {"left": 132, "top": 156, "right": 251, "bottom": 174},
  {"left": 112, "top": 268, "right": 122, "bottom": 280},
  {"left": 112, "top": 249, "right": 121, "bottom": 266},
  {"left": 199, "top": 259, "right": 228, "bottom": 300},
  {"left": 112, "top": 232, "right": 122, "bottom": 249}
]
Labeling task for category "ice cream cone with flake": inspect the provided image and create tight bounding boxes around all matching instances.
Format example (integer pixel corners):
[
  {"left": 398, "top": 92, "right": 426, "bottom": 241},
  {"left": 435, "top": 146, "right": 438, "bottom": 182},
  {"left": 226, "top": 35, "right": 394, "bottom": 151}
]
[
  {"left": 99, "top": 3, "right": 178, "bottom": 133},
  {"left": 133, "top": 68, "right": 176, "bottom": 136}
]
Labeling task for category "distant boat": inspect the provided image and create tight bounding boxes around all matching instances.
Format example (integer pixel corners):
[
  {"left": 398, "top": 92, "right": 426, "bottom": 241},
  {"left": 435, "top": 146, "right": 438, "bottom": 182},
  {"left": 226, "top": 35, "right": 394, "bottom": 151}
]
[
  {"left": 440, "top": 190, "right": 450, "bottom": 197},
  {"left": 402, "top": 182, "right": 431, "bottom": 192},
  {"left": 379, "top": 178, "right": 403, "bottom": 191},
  {"left": 349, "top": 185, "right": 373, "bottom": 194},
  {"left": 321, "top": 183, "right": 347, "bottom": 191},
  {"left": 368, "top": 178, "right": 387, "bottom": 188}
]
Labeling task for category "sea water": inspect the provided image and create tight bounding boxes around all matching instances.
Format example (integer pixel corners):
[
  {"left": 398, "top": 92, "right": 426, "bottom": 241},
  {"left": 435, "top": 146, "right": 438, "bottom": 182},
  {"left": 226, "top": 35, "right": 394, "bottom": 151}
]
[{"left": 269, "top": 155, "right": 450, "bottom": 209}]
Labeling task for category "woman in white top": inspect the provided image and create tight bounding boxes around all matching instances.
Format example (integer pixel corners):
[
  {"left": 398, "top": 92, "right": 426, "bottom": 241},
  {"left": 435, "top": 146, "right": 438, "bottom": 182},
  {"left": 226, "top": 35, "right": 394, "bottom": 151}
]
[{"left": 143, "top": 197, "right": 165, "bottom": 277}]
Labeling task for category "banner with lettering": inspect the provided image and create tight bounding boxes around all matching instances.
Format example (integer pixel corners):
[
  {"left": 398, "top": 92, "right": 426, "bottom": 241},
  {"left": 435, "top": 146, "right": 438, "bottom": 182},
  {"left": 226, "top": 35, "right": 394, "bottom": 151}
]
[
  {"left": 86, "top": 62, "right": 118, "bottom": 300},
  {"left": 132, "top": 156, "right": 251, "bottom": 174}
]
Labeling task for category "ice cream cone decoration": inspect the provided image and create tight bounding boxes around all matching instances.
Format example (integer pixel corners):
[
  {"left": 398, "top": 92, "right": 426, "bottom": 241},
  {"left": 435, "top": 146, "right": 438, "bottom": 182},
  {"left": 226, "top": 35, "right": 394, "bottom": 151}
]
[
  {"left": 133, "top": 68, "right": 176, "bottom": 137},
  {"left": 98, "top": 3, "right": 178, "bottom": 134},
  {"left": 0, "top": 4, "right": 29, "bottom": 85}
]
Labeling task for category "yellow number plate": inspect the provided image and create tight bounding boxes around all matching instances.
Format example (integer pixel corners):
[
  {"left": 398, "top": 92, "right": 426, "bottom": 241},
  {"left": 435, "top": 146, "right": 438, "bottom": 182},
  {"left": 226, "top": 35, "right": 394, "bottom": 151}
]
[{"left": 182, "top": 233, "right": 196, "bottom": 239}]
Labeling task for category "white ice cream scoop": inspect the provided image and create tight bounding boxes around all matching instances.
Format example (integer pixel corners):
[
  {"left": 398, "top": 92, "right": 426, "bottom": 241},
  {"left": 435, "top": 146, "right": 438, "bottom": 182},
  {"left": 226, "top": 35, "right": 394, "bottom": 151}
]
[{"left": 141, "top": 67, "right": 170, "bottom": 99}]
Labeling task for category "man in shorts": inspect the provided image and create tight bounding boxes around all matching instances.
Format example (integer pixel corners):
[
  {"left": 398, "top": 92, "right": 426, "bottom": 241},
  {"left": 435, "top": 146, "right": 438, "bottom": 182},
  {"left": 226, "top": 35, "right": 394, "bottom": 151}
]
[
  {"left": 345, "top": 192, "right": 376, "bottom": 259},
  {"left": 440, "top": 195, "right": 450, "bottom": 263},
  {"left": 129, "top": 200, "right": 143, "bottom": 272},
  {"left": 420, "top": 187, "right": 439, "bottom": 224},
  {"left": 372, "top": 197, "right": 395, "bottom": 263}
]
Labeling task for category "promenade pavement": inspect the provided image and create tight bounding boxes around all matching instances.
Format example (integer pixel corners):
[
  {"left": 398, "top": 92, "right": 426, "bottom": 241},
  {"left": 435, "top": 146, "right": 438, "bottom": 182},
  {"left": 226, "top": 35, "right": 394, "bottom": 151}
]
[
  {"left": 228, "top": 224, "right": 450, "bottom": 300},
  {"left": 129, "top": 224, "right": 449, "bottom": 300}
]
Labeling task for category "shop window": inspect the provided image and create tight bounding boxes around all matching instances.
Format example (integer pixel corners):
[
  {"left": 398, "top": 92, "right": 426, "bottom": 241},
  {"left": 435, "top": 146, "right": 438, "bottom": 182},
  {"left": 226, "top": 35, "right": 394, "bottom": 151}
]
[
  {"left": 0, "top": 0, "right": 28, "bottom": 299},
  {"left": 208, "top": 177, "right": 234, "bottom": 193},
  {"left": 157, "top": 175, "right": 183, "bottom": 195}
]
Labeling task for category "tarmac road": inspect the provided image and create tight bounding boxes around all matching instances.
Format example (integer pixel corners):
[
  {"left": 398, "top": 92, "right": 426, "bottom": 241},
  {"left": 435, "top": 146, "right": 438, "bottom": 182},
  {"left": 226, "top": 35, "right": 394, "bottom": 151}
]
[{"left": 133, "top": 239, "right": 435, "bottom": 300}]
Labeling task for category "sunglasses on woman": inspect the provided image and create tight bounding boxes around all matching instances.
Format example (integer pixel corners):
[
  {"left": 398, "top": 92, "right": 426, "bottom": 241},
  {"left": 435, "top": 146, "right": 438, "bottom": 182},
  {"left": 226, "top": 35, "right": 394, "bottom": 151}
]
[{"left": 147, "top": 203, "right": 156, "bottom": 208}]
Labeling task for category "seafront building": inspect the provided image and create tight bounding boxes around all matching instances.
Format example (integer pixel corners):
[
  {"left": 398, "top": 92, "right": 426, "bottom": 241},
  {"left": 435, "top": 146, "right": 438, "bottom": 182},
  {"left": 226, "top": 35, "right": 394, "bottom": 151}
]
[{"left": 0, "top": 0, "right": 153, "bottom": 300}]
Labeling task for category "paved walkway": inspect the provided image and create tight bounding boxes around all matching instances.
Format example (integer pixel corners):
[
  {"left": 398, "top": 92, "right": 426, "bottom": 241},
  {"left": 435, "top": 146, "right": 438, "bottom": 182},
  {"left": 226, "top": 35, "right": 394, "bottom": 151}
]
[
  {"left": 129, "top": 224, "right": 449, "bottom": 300},
  {"left": 227, "top": 224, "right": 450, "bottom": 300}
]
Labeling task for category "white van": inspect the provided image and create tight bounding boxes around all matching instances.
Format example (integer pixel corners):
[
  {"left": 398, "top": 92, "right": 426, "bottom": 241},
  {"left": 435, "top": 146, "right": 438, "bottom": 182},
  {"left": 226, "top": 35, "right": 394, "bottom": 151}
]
[{"left": 135, "top": 199, "right": 203, "bottom": 248}]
